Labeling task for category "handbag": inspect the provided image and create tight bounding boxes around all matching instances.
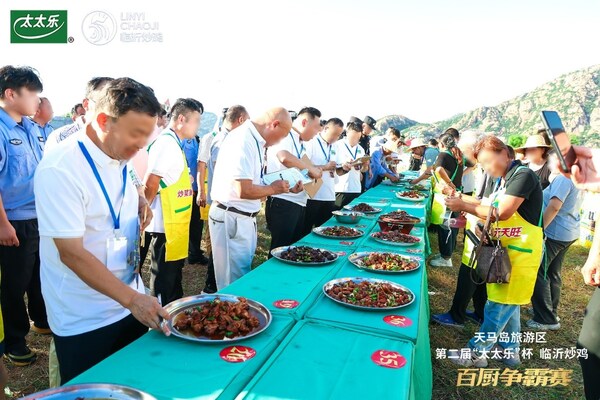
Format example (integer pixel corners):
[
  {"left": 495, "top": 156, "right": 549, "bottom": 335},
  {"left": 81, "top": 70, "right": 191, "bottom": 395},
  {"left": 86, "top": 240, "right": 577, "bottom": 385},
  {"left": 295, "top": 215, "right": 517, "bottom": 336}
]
[{"left": 469, "top": 206, "right": 512, "bottom": 284}]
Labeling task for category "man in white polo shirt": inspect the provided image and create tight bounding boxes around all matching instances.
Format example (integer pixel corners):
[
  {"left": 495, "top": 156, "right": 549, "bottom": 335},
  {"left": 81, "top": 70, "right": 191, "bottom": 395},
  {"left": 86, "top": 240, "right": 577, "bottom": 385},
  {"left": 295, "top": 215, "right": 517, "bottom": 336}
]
[
  {"left": 144, "top": 98, "right": 202, "bottom": 306},
  {"left": 265, "top": 107, "right": 323, "bottom": 252},
  {"left": 301, "top": 118, "right": 345, "bottom": 235},
  {"left": 196, "top": 105, "right": 249, "bottom": 294},
  {"left": 210, "top": 107, "right": 295, "bottom": 289},
  {"left": 334, "top": 121, "right": 370, "bottom": 208},
  {"left": 34, "top": 78, "right": 169, "bottom": 384}
]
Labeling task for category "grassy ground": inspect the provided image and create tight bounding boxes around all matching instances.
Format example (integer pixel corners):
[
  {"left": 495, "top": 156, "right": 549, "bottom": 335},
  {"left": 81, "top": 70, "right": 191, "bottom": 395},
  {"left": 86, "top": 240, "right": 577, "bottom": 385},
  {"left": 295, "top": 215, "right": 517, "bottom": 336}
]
[
  {"left": 428, "top": 232, "right": 593, "bottom": 400},
  {"left": 7, "top": 211, "right": 594, "bottom": 399}
]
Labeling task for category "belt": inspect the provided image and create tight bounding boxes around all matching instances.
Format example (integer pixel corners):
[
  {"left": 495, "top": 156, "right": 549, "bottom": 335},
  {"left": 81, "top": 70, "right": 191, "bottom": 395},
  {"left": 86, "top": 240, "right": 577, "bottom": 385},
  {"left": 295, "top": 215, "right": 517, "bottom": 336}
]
[{"left": 216, "top": 202, "right": 259, "bottom": 218}]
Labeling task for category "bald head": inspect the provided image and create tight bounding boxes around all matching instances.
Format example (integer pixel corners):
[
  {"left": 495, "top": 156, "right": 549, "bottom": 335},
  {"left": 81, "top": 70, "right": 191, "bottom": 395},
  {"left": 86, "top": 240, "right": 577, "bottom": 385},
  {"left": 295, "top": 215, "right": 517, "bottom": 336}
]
[{"left": 253, "top": 107, "right": 292, "bottom": 146}]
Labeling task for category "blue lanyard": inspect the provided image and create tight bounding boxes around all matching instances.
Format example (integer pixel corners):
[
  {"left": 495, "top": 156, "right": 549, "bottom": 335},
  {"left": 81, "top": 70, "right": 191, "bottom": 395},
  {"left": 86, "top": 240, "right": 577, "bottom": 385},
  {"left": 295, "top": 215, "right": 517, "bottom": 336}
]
[
  {"left": 78, "top": 141, "right": 127, "bottom": 230},
  {"left": 344, "top": 143, "right": 358, "bottom": 159},
  {"left": 317, "top": 136, "right": 331, "bottom": 162},
  {"left": 290, "top": 132, "right": 304, "bottom": 158},
  {"left": 251, "top": 133, "right": 266, "bottom": 178}
]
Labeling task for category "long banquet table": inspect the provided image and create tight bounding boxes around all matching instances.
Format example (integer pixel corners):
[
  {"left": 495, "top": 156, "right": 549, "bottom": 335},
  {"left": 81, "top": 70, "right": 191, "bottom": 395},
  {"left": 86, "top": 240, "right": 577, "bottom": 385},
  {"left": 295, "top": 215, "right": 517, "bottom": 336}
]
[{"left": 70, "top": 173, "right": 434, "bottom": 400}]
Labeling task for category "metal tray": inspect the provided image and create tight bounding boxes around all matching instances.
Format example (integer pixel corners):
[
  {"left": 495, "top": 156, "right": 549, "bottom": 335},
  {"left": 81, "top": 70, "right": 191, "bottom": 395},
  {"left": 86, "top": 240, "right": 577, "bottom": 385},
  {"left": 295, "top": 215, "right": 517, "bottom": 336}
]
[
  {"left": 349, "top": 251, "right": 421, "bottom": 274},
  {"left": 271, "top": 246, "right": 339, "bottom": 266},
  {"left": 21, "top": 384, "right": 156, "bottom": 400},
  {"left": 162, "top": 294, "right": 271, "bottom": 343},
  {"left": 370, "top": 232, "right": 421, "bottom": 247},
  {"left": 312, "top": 226, "right": 364, "bottom": 239},
  {"left": 394, "top": 192, "right": 426, "bottom": 202},
  {"left": 322, "top": 277, "right": 415, "bottom": 310},
  {"left": 343, "top": 205, "right": 383, "bottom": 214}
]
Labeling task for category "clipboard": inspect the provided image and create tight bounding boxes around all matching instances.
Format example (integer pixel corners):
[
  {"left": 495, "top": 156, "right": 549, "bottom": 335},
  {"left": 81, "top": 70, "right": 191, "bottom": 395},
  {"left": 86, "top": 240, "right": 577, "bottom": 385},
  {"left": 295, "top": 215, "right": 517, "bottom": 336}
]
[{"left": 301, "top": 155, "right": 323, "bottom": 199}]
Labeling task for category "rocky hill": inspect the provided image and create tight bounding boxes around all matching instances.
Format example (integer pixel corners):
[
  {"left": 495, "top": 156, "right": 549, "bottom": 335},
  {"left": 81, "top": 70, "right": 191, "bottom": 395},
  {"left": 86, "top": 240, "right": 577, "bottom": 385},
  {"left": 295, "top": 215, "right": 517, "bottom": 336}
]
[{"left": 378, "top": 64, "right": 600, "bottom": 146}]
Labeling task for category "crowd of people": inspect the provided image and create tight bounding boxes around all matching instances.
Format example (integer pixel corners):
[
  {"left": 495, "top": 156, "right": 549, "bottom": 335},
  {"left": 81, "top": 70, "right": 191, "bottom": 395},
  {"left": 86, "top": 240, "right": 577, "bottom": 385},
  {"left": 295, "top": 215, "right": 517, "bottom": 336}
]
[{"left": 0, "top": 64, "right": 599, "bottom": 399}]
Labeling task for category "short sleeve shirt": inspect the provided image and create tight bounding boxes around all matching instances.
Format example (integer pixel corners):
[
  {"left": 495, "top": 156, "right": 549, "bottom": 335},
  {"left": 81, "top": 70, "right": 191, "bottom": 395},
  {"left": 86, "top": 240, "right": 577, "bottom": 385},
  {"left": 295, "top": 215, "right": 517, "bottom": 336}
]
[
  {"left": 210, "top": 120, "right": 266, "bottom": 213},
  {"left": 145, "top": 130, "right": 187, "bottom": 233},
  {"left": 34, "top": 132, "right": 144, "bottom": 336},
  {"left": 543, "top": 174, "right": 582, "bottom": 241},
  {"left": 266, "top": 130, "right": 309, "bottom": 206},
  {"left": 304, "top": 135, "right": 336, "bottom": 201},
  {"left": 502, "top": 162, "right": 544, "bottom": 226},
  {"left": 334, "top": 139, "right": 365, "bottom": 194}
]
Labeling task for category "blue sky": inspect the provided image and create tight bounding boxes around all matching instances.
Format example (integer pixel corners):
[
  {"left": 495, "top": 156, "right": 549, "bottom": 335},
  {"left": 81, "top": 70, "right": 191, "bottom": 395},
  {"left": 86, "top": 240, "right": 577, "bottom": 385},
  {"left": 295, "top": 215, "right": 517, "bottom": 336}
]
[{"left": 2, "top": 0, "right": 599, "bottom": 123}]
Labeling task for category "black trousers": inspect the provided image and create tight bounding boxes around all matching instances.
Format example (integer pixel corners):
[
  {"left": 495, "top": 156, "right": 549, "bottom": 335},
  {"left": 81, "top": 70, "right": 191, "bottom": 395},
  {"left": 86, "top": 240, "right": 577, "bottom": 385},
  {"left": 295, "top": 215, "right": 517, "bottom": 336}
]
[
  {"left": 54, "top": 313, "right": 147, "bottom": 384},
  {"left": 531, "top": 237, "right": 575, "bottom": 325},
  {"left": 579, "top": 288, "right": 600, "bottom": 400},
  {"left": 335, "top": 192, "right": 361, "bottom": 209},
  {"left": 448, "top": 263, "right": 487, "bottom": 324},
  {"left": 188, "top": 191, "right": 205, "bottom": 260},
  {"left": 302, "top": 199, "right": 336, "bottom": 237},
  {"left": 265, "top": 197, "right": 305, "bottom": 254},
  {"left": 203, "top": 253, "right": 217, "bottom": 292},
  {"left": 0, "top": 219, "right": 48, "bottom": 353},
  {"left": 149, "top": 232, "right": 184, "bottom": 306},
  {"left": 437, "top": 223, "right": 458, "bottom": 259}
]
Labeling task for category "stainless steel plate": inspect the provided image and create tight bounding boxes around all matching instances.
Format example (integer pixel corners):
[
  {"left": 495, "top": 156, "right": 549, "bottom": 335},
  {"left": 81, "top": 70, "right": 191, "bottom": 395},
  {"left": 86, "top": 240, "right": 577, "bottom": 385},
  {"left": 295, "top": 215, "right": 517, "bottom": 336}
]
[
  {"left": 370, "top": 232, "right": 421, "bottom": 247},
  {"left": 394, "top": 192, "right": 426, "bottom": 202},
  {"left": 322, "top": 277, "right": 416, "bottom": 310},
  {"left": 312, "top": 226, "right": 365, "bottom": 239},
  {"left": 162, "top": 294, "right": 271, "bottom": 343},
  {"left": 349, "top": 251, "right": 421, "bottom": 274},
  {"left": 271, "top": 246, "right": 339, "bottom": 266},
  {"left": 343, "top": 205, "right": 383, "bottom": 214},
  {"left": 21, "top": 384, "right": 156, "bottom": 400}
]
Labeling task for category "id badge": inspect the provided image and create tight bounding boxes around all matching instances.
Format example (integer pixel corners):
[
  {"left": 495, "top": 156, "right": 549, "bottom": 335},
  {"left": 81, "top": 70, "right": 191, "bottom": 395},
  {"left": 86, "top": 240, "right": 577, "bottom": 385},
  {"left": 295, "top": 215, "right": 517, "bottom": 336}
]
[{"left": 106, "top": 236, "right": 128, "bottom": 271}]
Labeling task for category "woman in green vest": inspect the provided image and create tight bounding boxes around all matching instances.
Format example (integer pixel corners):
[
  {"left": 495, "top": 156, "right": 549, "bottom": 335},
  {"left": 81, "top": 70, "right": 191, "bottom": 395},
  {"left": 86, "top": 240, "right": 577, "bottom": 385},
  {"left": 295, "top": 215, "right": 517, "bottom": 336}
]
[{"left": 444, "top": 136, "right": 544, "bottom": 368}]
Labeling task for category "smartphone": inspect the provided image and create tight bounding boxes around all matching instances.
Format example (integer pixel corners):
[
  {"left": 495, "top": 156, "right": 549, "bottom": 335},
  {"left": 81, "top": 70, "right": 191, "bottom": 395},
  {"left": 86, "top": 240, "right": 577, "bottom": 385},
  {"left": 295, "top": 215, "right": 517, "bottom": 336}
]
[{"left": 540, "top": 111, "right": 578, "bottom": 173}]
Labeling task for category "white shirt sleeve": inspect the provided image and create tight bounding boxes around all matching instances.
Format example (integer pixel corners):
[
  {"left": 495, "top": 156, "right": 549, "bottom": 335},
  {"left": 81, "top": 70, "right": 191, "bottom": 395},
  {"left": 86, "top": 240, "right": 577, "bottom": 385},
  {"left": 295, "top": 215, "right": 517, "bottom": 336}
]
[
  {"left": 147, "top": 135, "right": 185, "bottom": 185},
  {"left": 198, "top": 133, "right": 213, "bottom": 163},
  {"left": 35, "top": 166, "right": 86, "bottom": 238}
]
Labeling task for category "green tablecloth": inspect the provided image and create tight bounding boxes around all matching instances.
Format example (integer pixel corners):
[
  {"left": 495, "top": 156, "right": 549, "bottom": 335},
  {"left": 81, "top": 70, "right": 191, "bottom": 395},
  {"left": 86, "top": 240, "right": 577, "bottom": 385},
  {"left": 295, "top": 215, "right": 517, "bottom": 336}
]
[
  {"left": 237, "top": 320, "right": 415, "bottom": 400},
  {"left": 64, "top": 182, "right": 433, "bottom": 400},
  {"left": 70, "top": 315, "right": 296, "bottom": 400},
  {"left": 220, "top": 257, "right": 344, "bottom": 319}
]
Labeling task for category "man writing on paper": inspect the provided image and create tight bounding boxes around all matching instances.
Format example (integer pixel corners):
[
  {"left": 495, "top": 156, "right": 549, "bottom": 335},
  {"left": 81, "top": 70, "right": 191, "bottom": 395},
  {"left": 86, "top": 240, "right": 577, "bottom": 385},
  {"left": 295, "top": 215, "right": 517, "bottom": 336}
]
[
  {"left": 265, "top": 107, "right": 323, "bottom": 252},
  {"left": 34, "top": 78, "right": 169, "bottom": 384},
  {"left": 302, "top": 118, "right": 345, "bottom": 235},
  {"left": 210, "top": 107, "right": 297, "bottom": 289}
]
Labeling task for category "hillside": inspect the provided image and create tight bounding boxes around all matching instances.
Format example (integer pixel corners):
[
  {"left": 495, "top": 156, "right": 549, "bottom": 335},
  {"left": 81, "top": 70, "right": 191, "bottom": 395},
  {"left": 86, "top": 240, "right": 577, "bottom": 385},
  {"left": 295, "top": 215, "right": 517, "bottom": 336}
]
[{"left": 378, "top": 64, "right": 600, "bottom": 146}]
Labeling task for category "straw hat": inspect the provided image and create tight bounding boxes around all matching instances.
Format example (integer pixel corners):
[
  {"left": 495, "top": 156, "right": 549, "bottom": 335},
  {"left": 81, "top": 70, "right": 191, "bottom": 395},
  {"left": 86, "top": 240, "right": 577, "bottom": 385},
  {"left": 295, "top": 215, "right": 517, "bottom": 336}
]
[
  {"left": 383, "top": 140, "right": 399, "bottom": 153},
  {"left": 515, "top": 134, "right": 551, "bottom": 153},
  {"left": 408, "top": 137, "right": 426, "bottom": 150}
]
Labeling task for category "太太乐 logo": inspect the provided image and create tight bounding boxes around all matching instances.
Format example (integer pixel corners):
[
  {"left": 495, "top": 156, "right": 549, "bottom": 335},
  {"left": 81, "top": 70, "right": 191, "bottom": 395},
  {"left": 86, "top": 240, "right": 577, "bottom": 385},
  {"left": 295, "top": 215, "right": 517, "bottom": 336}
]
[{"left": 11, "top": 10, "right": 68, "bottom": 43}]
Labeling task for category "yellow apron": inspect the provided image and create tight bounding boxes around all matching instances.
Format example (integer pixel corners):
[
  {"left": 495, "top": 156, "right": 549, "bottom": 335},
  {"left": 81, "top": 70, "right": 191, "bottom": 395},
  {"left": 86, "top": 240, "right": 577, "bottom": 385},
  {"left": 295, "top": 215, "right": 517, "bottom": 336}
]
[
  {"left": 486, "top": 169, "right": 544, "bottom": 305},
  {"left": 430, "top": 151, "right": 460, "bottom": 225},
  {"left": 461, "top": 212, "right": 481, "bottom": 267},
  {"left": 155, "top": 133, "right": 193, "bottom": 261}
]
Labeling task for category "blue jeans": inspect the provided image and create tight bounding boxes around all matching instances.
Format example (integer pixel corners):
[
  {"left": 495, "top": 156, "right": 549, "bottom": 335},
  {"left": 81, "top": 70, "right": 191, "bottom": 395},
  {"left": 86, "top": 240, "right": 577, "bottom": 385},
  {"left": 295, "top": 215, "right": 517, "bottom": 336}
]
[{"left": 468, "top": 300, "right": 520, "bottom": 354}]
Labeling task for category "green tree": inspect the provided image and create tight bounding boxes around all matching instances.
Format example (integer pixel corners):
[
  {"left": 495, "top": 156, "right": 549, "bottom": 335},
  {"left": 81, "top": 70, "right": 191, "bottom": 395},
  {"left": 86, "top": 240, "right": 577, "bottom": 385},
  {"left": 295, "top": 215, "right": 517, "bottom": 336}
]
[
  {"left": 508, "top": 134, "right": 527, "bottom": 149},
  {"left": 570, "top": 135, "right": 581, "bottom": 145}
]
